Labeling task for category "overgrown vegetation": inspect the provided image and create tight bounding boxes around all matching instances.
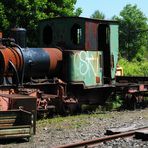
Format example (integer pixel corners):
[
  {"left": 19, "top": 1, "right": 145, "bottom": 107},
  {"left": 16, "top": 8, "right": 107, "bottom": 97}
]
[
  {"left": 38, "top": 112, "right": 112, "bottom": 130},
  {"left": 115, "top": 4, "right": 148, "bottom": 78},
  {"left": 115, "top": 4, "right": 148, "bottom": 62},
  {"left": 91, "top": 4, "right": 148, "bottom": 74},
  {"left": 118, "top": 58, "right": 148, "bottom": 76},
  {"left": 0, "top": 0, "right": 82, "bottom": 45}
]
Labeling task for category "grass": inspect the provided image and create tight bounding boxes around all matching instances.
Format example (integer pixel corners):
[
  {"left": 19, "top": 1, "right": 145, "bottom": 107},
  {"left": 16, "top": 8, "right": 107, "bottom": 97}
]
[{"left": 37, "top": 111, "right": 112, "bottom": 130}]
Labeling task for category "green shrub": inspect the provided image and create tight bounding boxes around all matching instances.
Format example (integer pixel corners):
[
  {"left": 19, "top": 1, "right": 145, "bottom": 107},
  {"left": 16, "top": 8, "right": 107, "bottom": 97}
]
[{"left": 118, "top": 58, "right": 148, "bottom": 76}]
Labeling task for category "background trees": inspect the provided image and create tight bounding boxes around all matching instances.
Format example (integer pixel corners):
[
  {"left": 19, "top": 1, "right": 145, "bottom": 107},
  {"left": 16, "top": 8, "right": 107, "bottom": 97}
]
[
  {"left": 115, "top": 4, "right": 148, "bottom": 76},
  {"left": 91, "top": 4, "right": 148, "bottom": 76},
  {"left": 115, "top": 4, "right": 148, "bottom": 61},
  {"left": 91, "top": 4, "right": 148, "bottom": 62},
  {"left": 90, "top": 10, "right": 105, "bottom": 19},
  {"left": 0, "top": 0, "right": 82, "bottom": 30},
  {"left": 0, "top": 0, "right": 82, "bottom": 45}
]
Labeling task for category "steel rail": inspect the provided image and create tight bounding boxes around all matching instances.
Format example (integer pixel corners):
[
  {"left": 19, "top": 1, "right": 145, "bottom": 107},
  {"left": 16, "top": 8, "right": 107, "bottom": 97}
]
[{"left": 55, "top": 127, "right": 148, "bottom": 148}]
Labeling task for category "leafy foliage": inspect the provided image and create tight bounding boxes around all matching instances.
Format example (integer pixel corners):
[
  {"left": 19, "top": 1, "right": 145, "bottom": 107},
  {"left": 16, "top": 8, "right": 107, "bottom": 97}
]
[
  {"left": 118, "top": 58, "right": 148, "bottom": 76},
  {"left": 0, "top": 0, "right": 82, "bottom": 32},
  {"left": 0, "top": 2, "right": 9, "bottom": 30},
  {"left": 90, "top": 10, "right": 105, "bottom": 19},
  {"left": 114, "top": 4, "right": 148, "bottom": 61}
]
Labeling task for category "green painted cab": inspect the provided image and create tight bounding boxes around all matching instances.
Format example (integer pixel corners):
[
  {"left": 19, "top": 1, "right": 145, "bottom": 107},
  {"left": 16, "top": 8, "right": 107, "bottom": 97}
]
[
  {"left": 39, "top": 17, "right": 119, "bottom": 86},
  {"left": 64, "top": 50, "right": 103, "bottom": 87}
]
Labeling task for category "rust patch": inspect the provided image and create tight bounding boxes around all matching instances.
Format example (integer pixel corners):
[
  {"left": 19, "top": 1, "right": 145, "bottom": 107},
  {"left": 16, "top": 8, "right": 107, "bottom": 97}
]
[
  {"left": 43, "top": 48, "right": 62, "bottom": 73},
  {"left": 0, "top": 47, "right": 23, "bottom": 75},
  {"left": 139, "top": 85, "right": 144, "bottom": 91},
  {"left": 96, "top": 76, "right": 100, "bottom": 83},
  {"left": 85, "top": 22, "right": 98, "bottom": 50},
  {"left": 0, "top": 32, "right": 2, "bottom": 38}
]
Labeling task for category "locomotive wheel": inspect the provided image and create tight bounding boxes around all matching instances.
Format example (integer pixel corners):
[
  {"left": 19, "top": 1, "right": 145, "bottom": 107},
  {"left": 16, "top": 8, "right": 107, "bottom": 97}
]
[
  {"left": 124, "top": 93, "right": 132, "bottom": 109},
  {"left": 56, "top": 100, "right": 67, "bottom": 115},
  {"left": 123, "top": 93, "right": 145, "bottom": 110},
  {"left": 64, "top": 96, "right": 81, "bottom": 115},
  {"left": 130, "top": 95, "right": 137, "bottom": 110},
  {"left": 137, "top": 95, "right": 144, "bottom": 108},
  {"left": 130, "top": 94, "right": 145, "bottom": 109},
  {"left": 124, "top": 93, "right": 137, "bottom": 110},
  {"left": 67, "top": 103, "right": 81, "bottom": 115}
]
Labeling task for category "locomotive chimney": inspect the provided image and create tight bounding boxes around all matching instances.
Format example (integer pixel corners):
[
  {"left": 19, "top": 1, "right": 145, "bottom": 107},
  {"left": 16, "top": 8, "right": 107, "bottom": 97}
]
[
  {"left": 0, "top": 31, "right": 2, "bottom": 38},
  {"left": 10, "top": 28, "right": 27, "bottom": 48}
]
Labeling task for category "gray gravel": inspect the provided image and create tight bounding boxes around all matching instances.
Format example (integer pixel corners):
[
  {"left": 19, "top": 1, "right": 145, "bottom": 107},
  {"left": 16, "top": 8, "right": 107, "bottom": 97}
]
[{"left": 0, "top": 108, "right": 148, "bottom": 148}]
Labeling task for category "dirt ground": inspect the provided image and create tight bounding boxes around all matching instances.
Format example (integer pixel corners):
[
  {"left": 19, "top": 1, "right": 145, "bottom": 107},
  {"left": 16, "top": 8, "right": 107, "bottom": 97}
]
[{"left": 0, "top": 108, "right": 148, "bottom": 148}]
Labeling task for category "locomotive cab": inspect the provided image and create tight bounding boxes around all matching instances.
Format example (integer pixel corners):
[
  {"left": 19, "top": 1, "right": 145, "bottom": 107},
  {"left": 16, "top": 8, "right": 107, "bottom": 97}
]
[{"left": 38, "top": 17, "right": 119, "bottom": 87}]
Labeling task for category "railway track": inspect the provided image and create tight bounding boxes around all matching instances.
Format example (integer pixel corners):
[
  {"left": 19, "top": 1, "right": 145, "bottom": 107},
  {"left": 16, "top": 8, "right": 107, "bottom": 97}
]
[{"left": 55, "top": 126, "right": 148, "bottom": 148}]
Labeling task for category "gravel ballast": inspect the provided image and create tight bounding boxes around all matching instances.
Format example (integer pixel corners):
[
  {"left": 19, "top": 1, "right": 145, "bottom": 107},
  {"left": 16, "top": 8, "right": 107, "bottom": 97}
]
[{"left": 0, "top": 108, "right": 148, "bottom": 148}]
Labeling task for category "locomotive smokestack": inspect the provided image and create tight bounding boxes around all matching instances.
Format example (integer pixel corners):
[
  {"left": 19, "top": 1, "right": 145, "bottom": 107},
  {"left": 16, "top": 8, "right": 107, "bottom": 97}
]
[
  {"left": 0, "top": 31, "right": 2, "bottom": 38},
  {"left": 10, "top": 28, "right": 27, "bottom": 48}
]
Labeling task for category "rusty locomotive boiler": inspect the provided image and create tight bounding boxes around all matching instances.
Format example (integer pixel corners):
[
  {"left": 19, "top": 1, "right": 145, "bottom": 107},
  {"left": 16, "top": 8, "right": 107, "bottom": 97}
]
[
  {"left": 0, "top": 38, "right": 62, "bottom": 84},
  {"left": 0, "top": 41, "right": 63, "bottom": 114},
  {"left": 0, "top": 17, "right": 148, "bottom": 118}
]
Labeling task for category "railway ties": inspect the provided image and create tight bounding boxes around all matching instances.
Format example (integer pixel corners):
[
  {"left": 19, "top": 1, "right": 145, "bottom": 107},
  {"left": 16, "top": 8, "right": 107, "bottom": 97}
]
[{"left": 55, "top": 126, "right": 148, "bottom": 148}]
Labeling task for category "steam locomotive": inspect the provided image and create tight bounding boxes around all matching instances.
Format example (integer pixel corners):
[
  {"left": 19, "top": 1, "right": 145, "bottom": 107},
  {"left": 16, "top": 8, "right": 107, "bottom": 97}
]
[{"left": 0, "top": 17, "right": 147, "bottom": 115}]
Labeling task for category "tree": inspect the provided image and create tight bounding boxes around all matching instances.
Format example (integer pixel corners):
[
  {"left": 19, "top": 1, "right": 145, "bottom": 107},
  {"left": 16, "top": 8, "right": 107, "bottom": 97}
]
[
  {"left": 114, "top": 4, "right": 148, "bottom": 61},
  {"left": 91, "top": 10, "right": 105, "bottom": 19},
  {"left": 0, "top": 0, "right": 82, "bottom": 45},
  {"left": 0, "top": 2, "right": 9, "bottom": 30}
]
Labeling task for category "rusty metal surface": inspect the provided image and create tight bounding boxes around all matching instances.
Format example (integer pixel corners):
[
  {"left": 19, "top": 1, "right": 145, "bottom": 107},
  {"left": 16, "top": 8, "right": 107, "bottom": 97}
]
[
  {"left": 43, "top": 48, "right": 62, "bottom": 73},
  {"left": 55, "top": 127, "right": 148, "bottom": 148},
  {"left": 115, "top": 76, "right": 148, "bottom": 93},
  {"left": 116, "top": 76, "right": 148, "bottom": 84},
  {"left": 85, "top": 21, "right": 98, "bottom": 50},
  {"left": 0, "top": 32, "right": 2, "bottom": 38},
  {"left": 0, "top": 93, "right": 9, "bottom": 111},
  {"left": 21, "top": 47, "right": 62, "bottom": 79},
  {"left": 0, "top": 94, "right": 36, "bottom": 134},
  {"left": 0, "top": 110, "right": 33, "bottom": 139},
  {"left": 39, "top": 17, "right": 118, "bottom": 50},
  {"left": 0, "top": 47, "right": 23, "bottom": 74},
  {"left": 0, "top": 93, "right": 36, "bottom": 99}
]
